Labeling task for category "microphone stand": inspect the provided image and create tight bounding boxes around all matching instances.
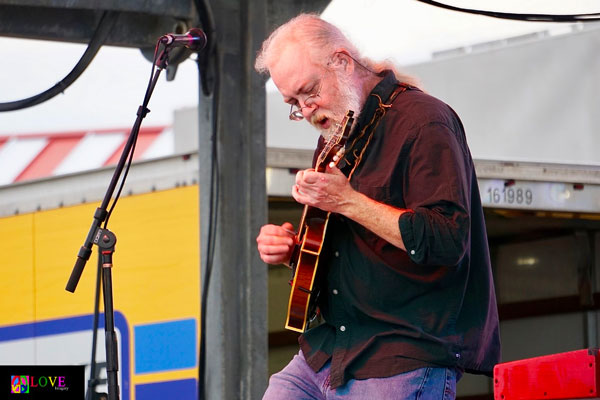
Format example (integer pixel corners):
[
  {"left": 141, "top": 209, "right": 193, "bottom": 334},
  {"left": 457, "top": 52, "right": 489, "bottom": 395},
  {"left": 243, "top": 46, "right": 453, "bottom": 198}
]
[
  {"left": 85, "top": 256, "right": 106, "bottom": 400},
  {"left": 66, "top": 43, "right": 172, "bottom": 400}
]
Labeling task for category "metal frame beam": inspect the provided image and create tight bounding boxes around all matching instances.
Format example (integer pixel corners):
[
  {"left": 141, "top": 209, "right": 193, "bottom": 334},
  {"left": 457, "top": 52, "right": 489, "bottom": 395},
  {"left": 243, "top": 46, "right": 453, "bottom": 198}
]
[
  {"left": 0, "top": 1, "right": 196, "bottom": 48},
  {"left": 198, "top": 1, "right": 268, "bottom": 398}
]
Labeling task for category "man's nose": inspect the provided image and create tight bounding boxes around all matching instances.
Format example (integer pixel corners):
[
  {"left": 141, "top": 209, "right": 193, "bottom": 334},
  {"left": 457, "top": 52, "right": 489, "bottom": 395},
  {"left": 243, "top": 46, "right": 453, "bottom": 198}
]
[{"left": 301, "top": 103, "right": 317, "bottom": 120}]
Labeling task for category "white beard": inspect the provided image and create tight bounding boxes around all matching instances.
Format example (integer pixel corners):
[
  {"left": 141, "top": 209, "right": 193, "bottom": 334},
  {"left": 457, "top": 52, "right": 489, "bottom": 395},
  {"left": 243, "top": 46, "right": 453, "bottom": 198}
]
[{"left": 316, "top": 72, "right": 363, "bottom": 142}]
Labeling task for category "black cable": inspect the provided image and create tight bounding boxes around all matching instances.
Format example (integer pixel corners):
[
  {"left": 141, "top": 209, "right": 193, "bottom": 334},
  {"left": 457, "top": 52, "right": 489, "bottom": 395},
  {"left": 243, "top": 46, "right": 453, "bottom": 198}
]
[
  {"left": 103, "top": 41, "right": 162, "bottom": 229},
  {"left": 0, "top": 11, "right": 119, "bottom": 112},
  {"left": 414, "top": 0, "right": 600, "bottom": 22},
  {"left": 103, "top": 131, "right": 137, "bottom": 229},
  {"left": 194, "top": 0, "right": 219, "bottom": 399},
  {"left": 198, "top": 66, "right": 219, "bottom": 400},
  {"left": 196, "top": 0, "right": 217, "bottom": 96}
]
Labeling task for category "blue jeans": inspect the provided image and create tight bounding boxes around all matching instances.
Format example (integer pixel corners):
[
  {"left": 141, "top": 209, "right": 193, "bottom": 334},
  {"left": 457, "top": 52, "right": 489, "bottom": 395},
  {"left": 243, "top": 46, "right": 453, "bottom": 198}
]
[{"left": 263, "top": 351, "right": 460, "bottom": 400}]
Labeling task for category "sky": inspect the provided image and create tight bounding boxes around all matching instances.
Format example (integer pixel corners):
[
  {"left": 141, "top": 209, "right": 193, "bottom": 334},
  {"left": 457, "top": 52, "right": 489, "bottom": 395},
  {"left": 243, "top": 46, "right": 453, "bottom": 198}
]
[{"left": 0, "top": 0, "right": 598, "bottom": 136}]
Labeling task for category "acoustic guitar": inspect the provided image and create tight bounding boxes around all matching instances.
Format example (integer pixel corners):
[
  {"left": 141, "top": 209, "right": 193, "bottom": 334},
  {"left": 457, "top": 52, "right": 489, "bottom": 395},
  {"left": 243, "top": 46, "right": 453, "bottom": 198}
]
[{"left": 285, "top": 110, "right": 355, "bottom": 333}]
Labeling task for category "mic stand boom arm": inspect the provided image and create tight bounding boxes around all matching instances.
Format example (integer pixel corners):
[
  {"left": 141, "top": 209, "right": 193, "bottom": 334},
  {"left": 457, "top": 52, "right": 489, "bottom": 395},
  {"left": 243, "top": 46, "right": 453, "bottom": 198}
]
[{"left": 65, "top": 47, "right": 168, "bottom": 293}]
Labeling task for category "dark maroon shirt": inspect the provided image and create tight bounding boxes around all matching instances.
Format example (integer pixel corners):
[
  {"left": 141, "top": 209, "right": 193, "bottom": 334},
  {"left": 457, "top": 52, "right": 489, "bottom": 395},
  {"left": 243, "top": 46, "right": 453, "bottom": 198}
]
[{"left": 299, "top": 71, "right": 501, "bottom": 388}]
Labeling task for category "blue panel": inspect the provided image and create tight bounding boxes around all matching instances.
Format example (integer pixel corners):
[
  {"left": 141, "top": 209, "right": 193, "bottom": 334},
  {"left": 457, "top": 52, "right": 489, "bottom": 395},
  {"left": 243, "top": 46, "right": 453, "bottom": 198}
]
[
  {"left": 134, "top": 319, "right": 197, "bottom": 373},
  {"left": 136, "top": 379, "right": 197, "bottom": 400},
  {"left": 0, "top": 312, "right": 131, "bottom": 400}
]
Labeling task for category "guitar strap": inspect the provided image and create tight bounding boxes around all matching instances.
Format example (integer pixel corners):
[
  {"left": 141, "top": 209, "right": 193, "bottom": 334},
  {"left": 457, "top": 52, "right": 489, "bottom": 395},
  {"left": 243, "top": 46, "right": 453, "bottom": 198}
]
[{"left": 339, "top": 83, "right": 412, "bottom": 179}]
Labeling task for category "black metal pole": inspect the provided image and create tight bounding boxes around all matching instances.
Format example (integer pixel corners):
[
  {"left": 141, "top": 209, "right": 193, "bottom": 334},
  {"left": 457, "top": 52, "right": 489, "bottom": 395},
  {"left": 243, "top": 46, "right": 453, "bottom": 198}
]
[
  {"left": 86, "top": 256, "right": 103, "bottom": 400},
  {"left": 99, "top": 229, "right": 119, "bottom": 400},
  {"left": 103, "top": 269, "right": 119, "bottom": 400}
]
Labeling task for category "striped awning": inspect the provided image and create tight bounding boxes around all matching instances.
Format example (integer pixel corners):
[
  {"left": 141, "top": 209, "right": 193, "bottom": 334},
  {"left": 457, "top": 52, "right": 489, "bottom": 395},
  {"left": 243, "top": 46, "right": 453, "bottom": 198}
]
[{"left": 0, "top": 126, "right": 173, "bottom": 185}]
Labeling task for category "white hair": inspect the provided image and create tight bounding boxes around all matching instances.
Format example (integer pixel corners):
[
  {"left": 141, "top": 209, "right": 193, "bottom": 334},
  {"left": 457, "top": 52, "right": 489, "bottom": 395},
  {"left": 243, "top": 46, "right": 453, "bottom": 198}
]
[{"left": 255, "top": 13, "right": 420, "bottom": 88}]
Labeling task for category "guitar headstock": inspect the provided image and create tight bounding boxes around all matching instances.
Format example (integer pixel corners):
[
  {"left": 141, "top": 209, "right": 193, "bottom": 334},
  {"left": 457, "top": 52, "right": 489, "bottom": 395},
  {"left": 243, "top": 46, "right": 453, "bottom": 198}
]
[{"left": 315, "top": 110, "right": 354, "bottom": 172}]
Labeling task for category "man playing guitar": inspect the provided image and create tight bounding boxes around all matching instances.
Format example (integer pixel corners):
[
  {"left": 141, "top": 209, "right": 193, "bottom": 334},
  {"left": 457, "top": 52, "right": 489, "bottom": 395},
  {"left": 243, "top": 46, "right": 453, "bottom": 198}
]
[{"left": 255, "top": 13, "right": 500, "bottom": 399}]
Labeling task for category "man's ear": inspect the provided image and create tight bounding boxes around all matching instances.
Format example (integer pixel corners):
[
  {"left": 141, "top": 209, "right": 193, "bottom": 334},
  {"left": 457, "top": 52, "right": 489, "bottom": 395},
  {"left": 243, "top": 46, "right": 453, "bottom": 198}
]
[{"left": 331, "top": 50, "right": 354, "bottom": 74}]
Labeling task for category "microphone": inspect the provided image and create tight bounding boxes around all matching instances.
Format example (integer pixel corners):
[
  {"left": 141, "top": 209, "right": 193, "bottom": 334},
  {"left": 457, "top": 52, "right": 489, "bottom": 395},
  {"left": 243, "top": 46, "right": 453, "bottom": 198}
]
[{"left": 160, "top": 28, "right": 207, "bottom": 51}]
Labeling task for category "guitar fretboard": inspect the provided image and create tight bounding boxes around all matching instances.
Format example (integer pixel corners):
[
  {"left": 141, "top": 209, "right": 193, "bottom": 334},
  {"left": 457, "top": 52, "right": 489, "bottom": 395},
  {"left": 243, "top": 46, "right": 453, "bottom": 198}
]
[{"left": 316, "top": 120, "right": 345, "bottom": 169}]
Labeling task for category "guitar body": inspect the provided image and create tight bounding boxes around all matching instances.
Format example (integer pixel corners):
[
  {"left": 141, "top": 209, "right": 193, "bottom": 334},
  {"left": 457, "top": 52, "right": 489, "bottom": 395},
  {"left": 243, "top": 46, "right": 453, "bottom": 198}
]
[
  {"left": 285, "top": 111, "right": 355, "bottom": 333},
  {"left": 285, "top": 207, "right": 330, "bottom": 332}
]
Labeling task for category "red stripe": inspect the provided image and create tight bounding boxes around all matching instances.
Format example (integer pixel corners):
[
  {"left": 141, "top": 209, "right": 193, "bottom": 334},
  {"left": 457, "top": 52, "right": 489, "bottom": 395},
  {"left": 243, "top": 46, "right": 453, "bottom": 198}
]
[
  {"left": 3, "top": 126, "right": 168, "bottom": 183},
  {"left": 14, "top": 135, "right": 84, "bottom": 182},
  {"left": 103, "top": 126, "right": 165, "bottom": 166},
  {"left": 0, "top": 127, "right": 140, "bottom": 140}
]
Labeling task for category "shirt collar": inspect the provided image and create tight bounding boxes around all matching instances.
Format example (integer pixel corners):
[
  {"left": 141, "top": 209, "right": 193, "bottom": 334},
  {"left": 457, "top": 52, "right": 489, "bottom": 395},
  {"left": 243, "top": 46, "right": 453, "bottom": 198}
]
[{"left": 351, "top": 70, "right": 399, "bottom": 135}]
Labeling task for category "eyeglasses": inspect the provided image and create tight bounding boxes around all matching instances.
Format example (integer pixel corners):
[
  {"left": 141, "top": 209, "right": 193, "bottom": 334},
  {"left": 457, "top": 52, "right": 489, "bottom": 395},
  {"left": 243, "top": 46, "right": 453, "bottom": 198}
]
[{"left": 288, "top": 80, "right": 322, "bottom": 121}]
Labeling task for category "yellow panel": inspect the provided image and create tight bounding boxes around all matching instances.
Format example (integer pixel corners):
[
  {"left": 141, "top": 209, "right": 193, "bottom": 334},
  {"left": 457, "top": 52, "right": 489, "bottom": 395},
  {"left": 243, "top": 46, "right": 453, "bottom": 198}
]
[
  {"left": 2, "top": 186, "right": 200, "bottom": 400},
  {"left": 0, "top": 214, "right": 35, "bottom": 325},
  {"left": 32, "top": 186, "right": 200, "bottom": 400},
  {"left": 33, "top": 186, "right": 200, "bottom": 324},
  {"left": 104, "top": 186, "right": 200, "bottom": 324},
  {"left": 31, "top": 203, "right": 99, "bottom": 319}
]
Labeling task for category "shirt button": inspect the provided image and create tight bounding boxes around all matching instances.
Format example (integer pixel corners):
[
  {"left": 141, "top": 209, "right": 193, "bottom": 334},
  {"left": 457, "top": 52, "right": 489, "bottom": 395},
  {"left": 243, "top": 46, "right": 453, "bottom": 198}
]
[
  {"left": 334, "top": 251, "right": 340, "bottom": 257},
  {"left": 332, "top": 289, "right": 339, "bottom": 295},
  {"left": 410, "top": 249, "right": 415, "bottom": 255},
  {"left": 340, "top": 325, "right": 346, "bottom": 332}
]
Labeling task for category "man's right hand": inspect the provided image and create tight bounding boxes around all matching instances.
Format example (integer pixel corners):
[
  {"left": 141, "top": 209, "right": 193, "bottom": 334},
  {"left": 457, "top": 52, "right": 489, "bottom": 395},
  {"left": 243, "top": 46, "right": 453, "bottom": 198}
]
[{"left": 256, "top": 222, "right": 296, "bottom": 265}]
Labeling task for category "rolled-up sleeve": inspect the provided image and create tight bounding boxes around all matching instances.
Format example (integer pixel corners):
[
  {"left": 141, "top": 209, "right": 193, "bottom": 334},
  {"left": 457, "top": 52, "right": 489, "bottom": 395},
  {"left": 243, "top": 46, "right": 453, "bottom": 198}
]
[{"left": 398, "top": 121, "right": 471, "bottom": 266}]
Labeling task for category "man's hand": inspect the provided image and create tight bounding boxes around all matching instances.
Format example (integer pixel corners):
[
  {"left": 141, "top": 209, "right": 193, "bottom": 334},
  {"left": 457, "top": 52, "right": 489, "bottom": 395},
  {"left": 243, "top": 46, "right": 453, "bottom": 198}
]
[
  {"left": 292, "top": 164, "right": 409, "bottom": 251},
  {"left": 292, "top": 164, "right": 355, "bottom": 214},
  {"left": 256, "top": 222, "right": 296, "bottom": 265}
]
